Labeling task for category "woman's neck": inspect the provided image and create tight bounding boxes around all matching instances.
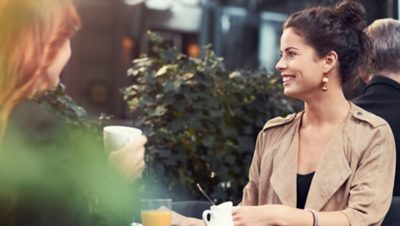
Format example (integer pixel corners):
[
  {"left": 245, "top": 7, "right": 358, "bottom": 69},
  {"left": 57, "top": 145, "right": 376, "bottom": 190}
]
[{"left": 301, "top": 89, "right": 350, "bottom": 128}]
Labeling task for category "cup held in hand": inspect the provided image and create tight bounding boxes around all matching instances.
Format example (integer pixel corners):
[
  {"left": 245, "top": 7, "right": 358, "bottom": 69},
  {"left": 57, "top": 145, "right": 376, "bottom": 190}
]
[{"left": 103, "top": 125, "right": 142, "bottom": 152}]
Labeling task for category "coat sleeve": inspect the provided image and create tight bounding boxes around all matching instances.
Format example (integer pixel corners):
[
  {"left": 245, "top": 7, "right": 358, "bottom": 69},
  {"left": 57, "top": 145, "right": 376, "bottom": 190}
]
[
  {"left": 241, "top": 130, "right": 267, "bottom": 206},
  {"left": 341, "top": 124, "right": 396, "bottom": 226}
]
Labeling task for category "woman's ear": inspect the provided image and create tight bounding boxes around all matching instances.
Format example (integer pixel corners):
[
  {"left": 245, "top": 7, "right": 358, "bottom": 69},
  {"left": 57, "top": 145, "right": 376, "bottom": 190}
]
[{"left": 323, "top": 50, "right": 339, "bottom": 73}]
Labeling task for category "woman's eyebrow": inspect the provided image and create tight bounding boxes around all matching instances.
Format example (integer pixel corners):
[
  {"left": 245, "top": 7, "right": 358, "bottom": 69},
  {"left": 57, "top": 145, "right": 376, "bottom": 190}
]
[
  {"left": 284, "top": 47, "right": 299, "bottom": 51},
  {"left": 280, "top": 47, "right": 299, "bottom": 54}
]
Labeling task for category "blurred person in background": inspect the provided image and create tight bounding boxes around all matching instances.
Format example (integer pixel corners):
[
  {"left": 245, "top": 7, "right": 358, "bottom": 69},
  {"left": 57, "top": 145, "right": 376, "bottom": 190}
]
[
  {"left": 0, "top": 0, "right": 146, "bottom": 225},
  {"left": 175, "top": 1, "right": 396, "bottom": 226},
  {"left": 353, "top": 18, "right": 400, "bottom": 226}
]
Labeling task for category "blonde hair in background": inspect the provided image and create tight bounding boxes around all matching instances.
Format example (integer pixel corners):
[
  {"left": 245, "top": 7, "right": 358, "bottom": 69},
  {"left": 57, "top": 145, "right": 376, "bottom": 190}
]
[
  {"left": 0, "top": 0, "right": 81, "bottom": 138},
  {"left": 366, "top": 18, "right": 400, "bottom": 74}
]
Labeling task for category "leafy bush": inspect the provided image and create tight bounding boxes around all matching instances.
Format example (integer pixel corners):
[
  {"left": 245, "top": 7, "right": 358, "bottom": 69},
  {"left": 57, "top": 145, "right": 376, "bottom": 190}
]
[{"left": 123, "top": 32, "right": 295, "bottom": 204}]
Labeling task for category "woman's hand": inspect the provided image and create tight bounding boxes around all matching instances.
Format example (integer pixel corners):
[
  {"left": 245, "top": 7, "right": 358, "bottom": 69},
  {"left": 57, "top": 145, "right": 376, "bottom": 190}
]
[
  {"left": 232, "top": 205, "right": 277, "bottom": 226},
  {"left": 233, "top": 205, "right": 351, "bottom": 226},
  {"left": 108, "top": 134, "right": 147, "bottom": 182},
  {"left": 171, "top": 211, "right": 204, "bottom": 226}
]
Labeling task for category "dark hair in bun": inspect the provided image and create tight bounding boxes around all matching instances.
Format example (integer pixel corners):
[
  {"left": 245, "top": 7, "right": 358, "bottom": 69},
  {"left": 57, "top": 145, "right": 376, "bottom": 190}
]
[
  {"left": 335, "top": 0, "right": 367, "bottom": 32},
  {"left": 283, "top": 0, "right": 370, "bottom": 84}
]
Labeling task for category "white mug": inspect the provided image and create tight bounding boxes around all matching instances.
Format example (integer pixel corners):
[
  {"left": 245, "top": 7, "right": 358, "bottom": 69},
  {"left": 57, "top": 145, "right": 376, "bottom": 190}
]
[
  {"left": 103, "top": 125, "right": 142, "bottom": 152},
  {"left": 202, "top": 201, "right": 234, "bottom": 226}
]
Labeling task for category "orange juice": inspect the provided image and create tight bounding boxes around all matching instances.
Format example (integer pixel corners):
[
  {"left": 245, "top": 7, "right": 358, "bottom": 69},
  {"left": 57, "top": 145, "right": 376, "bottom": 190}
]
[{"left": 141, "top": 210, "right": 172, "bottom": 226}]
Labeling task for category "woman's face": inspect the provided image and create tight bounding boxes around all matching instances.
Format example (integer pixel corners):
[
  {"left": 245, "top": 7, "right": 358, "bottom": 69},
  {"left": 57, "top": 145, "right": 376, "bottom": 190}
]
[
  {"left": 45, "top": 39, "right": 71, "bottom": 90},
  {"left": 275, "top": 28, "right": 325, "bottom": 100}
]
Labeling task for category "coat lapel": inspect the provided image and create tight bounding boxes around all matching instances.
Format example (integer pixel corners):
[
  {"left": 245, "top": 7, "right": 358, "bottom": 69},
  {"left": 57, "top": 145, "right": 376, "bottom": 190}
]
[
  {"left": 305, "top": 125, "right": 352, "bottom": 210},
  {"left": 269, "top": 112, "right": 352, "bottom": 209},
  {"left": 270, "top": 115, "right": 301, "bottom": 207}
]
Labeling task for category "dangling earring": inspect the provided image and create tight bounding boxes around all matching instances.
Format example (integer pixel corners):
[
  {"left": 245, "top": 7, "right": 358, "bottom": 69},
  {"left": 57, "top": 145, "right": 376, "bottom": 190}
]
[{"left": 321, "top": 74, "right": 329, "bottom": 92}]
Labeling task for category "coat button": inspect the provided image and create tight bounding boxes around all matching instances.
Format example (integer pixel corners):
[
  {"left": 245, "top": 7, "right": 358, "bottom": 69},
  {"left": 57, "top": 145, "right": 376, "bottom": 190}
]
[{"left": 357, "top": 112, "right": 362, "bottom": 116}]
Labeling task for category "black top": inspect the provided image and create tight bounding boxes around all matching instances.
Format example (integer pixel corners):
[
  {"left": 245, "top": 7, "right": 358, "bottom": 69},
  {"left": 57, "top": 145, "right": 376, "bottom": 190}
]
[
  {"left": 353, "top": 75, "right": 400, "bottom": 196},
  {"left": 297, "top": 172, "right": 315, "bottom": 209}
]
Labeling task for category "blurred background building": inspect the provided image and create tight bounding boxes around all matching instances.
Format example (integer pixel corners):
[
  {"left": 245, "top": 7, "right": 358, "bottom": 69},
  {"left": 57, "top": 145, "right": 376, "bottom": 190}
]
[{"left": 64, "top": 0, "right": 399, "bottom": 120}]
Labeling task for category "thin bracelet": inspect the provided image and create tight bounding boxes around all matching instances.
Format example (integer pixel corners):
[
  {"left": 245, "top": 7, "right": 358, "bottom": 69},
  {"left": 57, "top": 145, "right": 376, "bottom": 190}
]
[{"left": 305, "top": 208, "right": 319, "bottom": 226}]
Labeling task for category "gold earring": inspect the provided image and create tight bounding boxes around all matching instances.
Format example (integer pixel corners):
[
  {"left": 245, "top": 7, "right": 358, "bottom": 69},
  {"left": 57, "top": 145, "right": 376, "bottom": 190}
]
[{"left": 321, "top": 74, "right": 328, "bottom": 92}]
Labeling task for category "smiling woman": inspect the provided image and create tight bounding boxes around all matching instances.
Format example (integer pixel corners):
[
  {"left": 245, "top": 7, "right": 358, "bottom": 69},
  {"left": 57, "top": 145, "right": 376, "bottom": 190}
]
[
  {"left": 276, "top": 27, "right": 331, "bottom": 100},
  {"left": 233, "top": 1, "right": 395, "bottom": 226},
  {"left": 177, "top": 1, "right": 396, "bottom": 226}
]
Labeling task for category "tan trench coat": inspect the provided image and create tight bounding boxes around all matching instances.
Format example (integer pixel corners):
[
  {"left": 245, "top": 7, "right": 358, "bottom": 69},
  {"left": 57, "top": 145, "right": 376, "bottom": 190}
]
[{"left": 241, "top": 103, "right": 396, "bottom": 226}]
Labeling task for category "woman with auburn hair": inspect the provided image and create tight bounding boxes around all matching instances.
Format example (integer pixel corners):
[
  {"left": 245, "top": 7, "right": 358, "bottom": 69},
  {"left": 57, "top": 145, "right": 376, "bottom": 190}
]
[
  {"left": 0, "top": 0, "right": 80, "bottom": 137},
  {"left": 0, "top": 0, "right": 147, "bottom": 225}
]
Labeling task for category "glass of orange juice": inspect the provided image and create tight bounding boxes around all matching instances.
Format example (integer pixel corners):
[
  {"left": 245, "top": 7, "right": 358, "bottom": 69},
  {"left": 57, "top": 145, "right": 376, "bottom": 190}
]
[{"left": 141, "top": 199, "right": 172, "bottom": 226}]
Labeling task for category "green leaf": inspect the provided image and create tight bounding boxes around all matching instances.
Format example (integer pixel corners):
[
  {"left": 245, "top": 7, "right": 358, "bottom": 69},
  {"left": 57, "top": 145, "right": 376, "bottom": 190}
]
[{"left": 152, "top": 106, "right": 167, "bottom": 117}]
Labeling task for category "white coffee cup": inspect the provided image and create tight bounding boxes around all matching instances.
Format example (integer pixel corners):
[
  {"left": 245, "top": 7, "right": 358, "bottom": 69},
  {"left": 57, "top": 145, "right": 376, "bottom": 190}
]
[
  {"left": 103, "top": 125, "right": 142, "bottom": 152},
  {"left": 202, "top": 201, "right": 234, "bottom": 226}
]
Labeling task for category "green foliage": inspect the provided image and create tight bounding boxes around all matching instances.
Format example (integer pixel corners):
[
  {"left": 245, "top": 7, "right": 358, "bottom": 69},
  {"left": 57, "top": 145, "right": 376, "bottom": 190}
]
[{"left": 123, "top": 31, "right": 295, "bottom": 204}]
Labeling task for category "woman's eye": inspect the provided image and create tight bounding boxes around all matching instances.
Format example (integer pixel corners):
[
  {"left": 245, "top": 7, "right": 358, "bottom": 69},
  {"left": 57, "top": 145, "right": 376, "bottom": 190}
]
[{"left": 288, "top": 51, "right": 297, "bottom": 57}]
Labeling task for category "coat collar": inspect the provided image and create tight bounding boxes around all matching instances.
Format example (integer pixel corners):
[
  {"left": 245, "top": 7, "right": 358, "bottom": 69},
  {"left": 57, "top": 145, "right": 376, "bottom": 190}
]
[
  {"left": 269, "top": 112, "right": 301, "bottom": 208},
  {"left": 269, "top": 107, "right": 354, "bottom": 210},
  {"left": 364, "top": 75, "right": 400, "bottom": 92},
  {"left": 305, "top": 128, "right": 352, "bottom": 210}
]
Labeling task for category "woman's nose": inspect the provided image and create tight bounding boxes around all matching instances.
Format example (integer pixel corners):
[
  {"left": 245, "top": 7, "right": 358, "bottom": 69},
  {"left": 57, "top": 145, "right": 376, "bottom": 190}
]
[{"left": 275, "top": 57, "right": 287, "bottom": 71}]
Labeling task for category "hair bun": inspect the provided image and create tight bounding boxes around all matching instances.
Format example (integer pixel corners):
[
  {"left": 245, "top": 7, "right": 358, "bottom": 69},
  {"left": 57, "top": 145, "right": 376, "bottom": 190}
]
[{"left": 335, "top": 0, "right": 367, "bottom": 31}]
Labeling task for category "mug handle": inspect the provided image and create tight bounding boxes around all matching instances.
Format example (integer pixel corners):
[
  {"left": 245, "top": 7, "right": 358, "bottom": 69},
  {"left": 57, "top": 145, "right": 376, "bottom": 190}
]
[{"left": 202, "top": 210, "right": 213, "bottom": 225}]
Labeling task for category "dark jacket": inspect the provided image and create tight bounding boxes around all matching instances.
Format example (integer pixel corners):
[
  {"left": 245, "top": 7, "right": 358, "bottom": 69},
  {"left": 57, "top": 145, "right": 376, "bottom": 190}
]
[
  {"left": 353, "top": 75, "right": 400, "bottom": 196},
  {"left": 0, "top": 100, "right": 135, "bottom": 226}
]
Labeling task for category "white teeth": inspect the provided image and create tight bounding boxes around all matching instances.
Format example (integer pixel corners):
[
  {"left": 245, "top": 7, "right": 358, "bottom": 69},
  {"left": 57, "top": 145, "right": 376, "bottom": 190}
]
[
  {"left": 282, "top": 77, "right": 291, "bottom": 82},
  {"left": 282, "top": 76, "right": 295, "bottom": 83}
]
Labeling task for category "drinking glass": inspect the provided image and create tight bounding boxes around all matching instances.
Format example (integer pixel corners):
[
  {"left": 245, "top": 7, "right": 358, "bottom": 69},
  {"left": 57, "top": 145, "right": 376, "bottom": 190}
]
[{"left": 141, "top": 199, "right": 172, "bottom": 226}]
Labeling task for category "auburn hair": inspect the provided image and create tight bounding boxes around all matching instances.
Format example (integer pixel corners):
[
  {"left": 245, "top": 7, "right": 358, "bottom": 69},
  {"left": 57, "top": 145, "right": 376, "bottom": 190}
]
[{"left": 0, "top": 0, "right": 81, "bottom": 138}]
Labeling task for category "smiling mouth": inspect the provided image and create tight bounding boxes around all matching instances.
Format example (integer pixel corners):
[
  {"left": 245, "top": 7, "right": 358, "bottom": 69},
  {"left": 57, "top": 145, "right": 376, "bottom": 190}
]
[{"left": 282, "top": 75, "right": 295, "bottom": 86}]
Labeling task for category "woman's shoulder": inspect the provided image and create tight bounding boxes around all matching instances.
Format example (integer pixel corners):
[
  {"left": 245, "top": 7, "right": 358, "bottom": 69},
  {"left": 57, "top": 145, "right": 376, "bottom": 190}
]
[
  {"left": 262, "top": 112, "right": 301, "bottom": 131},
  {"left": 347, "top": 103, "right": 395, "bottom": 155},
  {"left": 5, "top": 100, "right": 68, "bottom": 147},
  {"left": 349, "top": 103, "right": 389, "bottom": 129},
  {"left": 11, "top": 100, "right": 59, "bottom": 122},
  {"left": 255, "top": 112, "right": 302, "bottom": 145},
  {"left": 10, "top": 100, "right": 66, "bottom": 130}
]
